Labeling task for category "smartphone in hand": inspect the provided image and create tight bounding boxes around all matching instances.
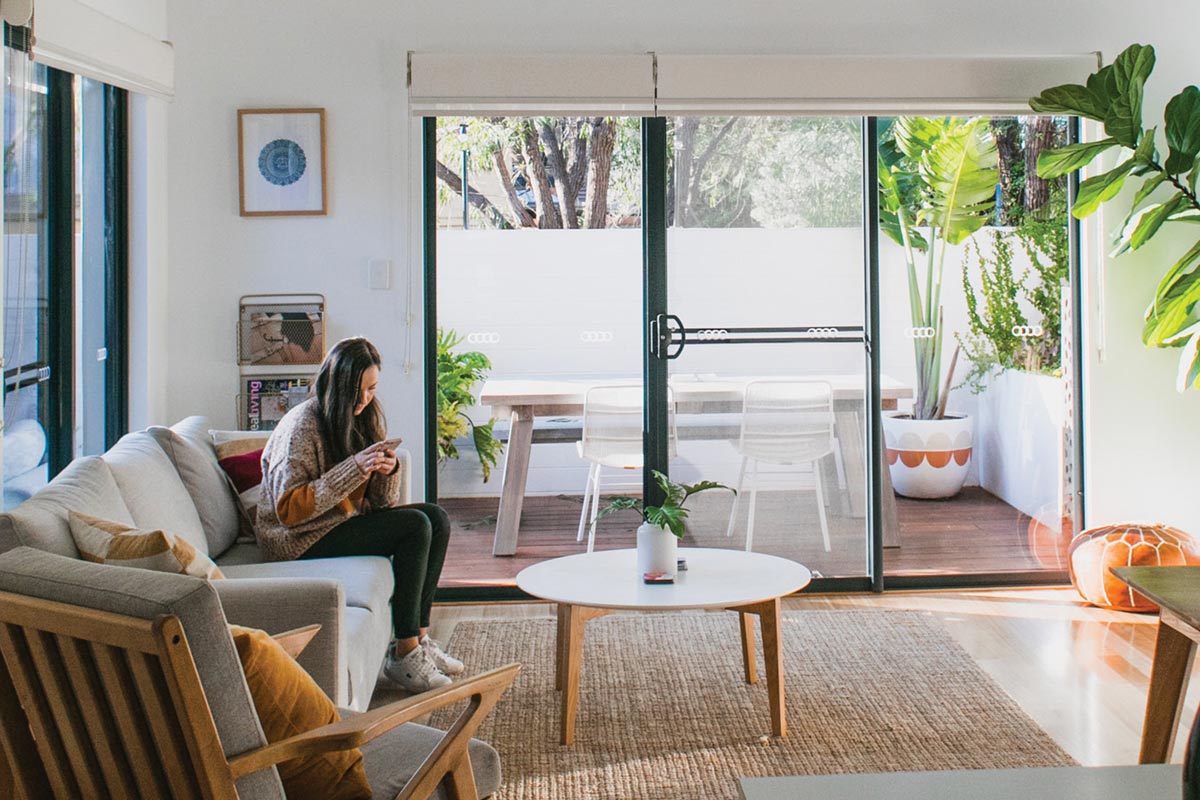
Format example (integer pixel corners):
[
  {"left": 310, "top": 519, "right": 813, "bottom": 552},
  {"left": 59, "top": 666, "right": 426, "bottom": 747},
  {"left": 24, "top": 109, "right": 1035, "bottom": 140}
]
[{"left": 377, "top": 437, "right": 404, "bottom": 451}]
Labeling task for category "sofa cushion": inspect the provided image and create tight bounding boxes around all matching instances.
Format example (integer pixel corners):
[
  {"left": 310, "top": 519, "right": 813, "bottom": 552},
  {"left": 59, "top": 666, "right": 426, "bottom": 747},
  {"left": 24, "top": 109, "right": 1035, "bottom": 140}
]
[
  {"left": 358, "top": 719, "right": 501, "bottom": 800},
  {"left": 343, "top": 605, "right": 390, "bottom": 712},
  {"left": 0, "top": 547, "right": 284, "bottom": 799},
  {"left": 0, "top": 456, "right": 132, "bottom": 558},
  {"left": 231, "top": 625, "right": 372, "bottom": 800},
  {"left": 102, "top": 432, "right": 210, "bottom": 557},
  {"left": 218, "top": 556, "right": 393, "bottom": 617},
  {"left": 69, "top": 511, "right": 225, "bottom": 580},
  {"left": 149, "top": 424, "right": 243, "bottom": 557},
  {"left": 214, "top": 541, "right": 265, "bottom": 566}
]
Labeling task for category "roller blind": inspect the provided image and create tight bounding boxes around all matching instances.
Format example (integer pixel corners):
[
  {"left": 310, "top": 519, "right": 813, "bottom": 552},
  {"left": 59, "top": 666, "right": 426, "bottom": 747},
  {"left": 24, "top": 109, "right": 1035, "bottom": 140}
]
[
  {"left": 32, "top": 0, "right": 174, "bottom": 100},
  {"left": 408, "top": 53, "right": 655, "bottom": 116},
  {"left": 655, "top": 54, "right": 1101, "bottom": 116}
]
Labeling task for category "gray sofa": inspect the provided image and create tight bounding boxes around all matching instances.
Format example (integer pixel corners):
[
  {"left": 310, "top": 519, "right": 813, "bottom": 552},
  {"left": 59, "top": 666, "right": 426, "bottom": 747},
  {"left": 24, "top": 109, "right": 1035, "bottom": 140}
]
[{"left": 0, "top": 415, "right": 410, "bottom": 712}]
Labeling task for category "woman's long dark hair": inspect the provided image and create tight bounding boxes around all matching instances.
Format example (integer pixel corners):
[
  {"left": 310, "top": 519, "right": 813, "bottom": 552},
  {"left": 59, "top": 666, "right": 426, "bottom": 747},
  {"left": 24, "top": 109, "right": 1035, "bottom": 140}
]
[{"left": 314, "top": 337, "right": 386, "bottom": 463}]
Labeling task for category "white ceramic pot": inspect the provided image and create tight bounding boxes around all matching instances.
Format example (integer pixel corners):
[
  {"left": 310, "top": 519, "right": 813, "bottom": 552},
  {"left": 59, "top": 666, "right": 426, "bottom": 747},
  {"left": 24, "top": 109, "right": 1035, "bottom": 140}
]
[
  {"left": 636, "top": 522, "right": 677, "bottom": 577},
  {"left": 882, "top": 413, "right": 973, "bottom": 499}
]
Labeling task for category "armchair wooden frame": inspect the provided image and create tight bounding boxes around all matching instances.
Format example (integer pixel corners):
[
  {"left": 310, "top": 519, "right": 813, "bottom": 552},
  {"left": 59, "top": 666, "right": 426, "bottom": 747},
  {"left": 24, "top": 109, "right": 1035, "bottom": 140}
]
[{"left": 0, "top": 591, "right": 519, "bottom": 800}]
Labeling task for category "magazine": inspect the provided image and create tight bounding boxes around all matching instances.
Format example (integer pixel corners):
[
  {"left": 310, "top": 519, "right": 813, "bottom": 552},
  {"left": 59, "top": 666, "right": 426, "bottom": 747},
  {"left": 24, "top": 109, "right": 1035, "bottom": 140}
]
[{"left": 244, "top": 377, "right": 312, "bottom": 431}]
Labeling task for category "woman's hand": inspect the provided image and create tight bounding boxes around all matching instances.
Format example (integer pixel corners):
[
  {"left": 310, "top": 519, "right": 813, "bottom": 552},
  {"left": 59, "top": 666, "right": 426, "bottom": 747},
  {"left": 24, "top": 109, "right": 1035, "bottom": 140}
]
[
  {"left": 354, "top": 441, "right": 399, "bottom": 475},
  {"left": 354, "top": 441, "right": 394, "bottom": 475}
]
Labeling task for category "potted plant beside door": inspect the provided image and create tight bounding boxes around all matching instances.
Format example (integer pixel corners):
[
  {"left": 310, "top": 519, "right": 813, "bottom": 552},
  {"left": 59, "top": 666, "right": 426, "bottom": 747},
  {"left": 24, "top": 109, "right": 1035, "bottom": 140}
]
[{"left": 878, "top": 117, "right": 999, "bottom": 498}]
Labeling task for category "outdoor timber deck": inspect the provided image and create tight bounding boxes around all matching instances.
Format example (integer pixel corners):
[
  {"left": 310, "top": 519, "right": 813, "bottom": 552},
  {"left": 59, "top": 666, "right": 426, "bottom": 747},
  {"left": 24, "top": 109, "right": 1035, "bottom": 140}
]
[{"left": 438, "top": 486, "right": 1063, "bottom": 589}]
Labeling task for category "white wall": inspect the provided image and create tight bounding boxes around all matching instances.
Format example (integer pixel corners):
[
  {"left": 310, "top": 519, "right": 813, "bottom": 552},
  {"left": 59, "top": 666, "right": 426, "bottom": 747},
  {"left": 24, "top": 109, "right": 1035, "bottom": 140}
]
[{"left": 163, "top": 0, "right": 1200, "bottom": 525}]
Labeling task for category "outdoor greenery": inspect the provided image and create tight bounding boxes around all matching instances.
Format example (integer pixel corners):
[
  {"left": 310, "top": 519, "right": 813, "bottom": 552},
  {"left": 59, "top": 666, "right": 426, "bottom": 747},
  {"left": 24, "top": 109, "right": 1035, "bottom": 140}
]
[
  {"left": 1030, "top": 43, "right": 1200, "bottom": 390},
  {"left": 436, "top": 328, "right": 503, "bottom": 481},
  {"left": 878, "top": 116, "right": 999, "bottom": 419},
  {"left": 957, "top": 219, "right": 1069, "bottom": 392},
  {"left": 436, "top": 116, "right": 863, "bottom": 230},
  {"left": 592, "top": 470, "right": 733, "bottom": 538}
]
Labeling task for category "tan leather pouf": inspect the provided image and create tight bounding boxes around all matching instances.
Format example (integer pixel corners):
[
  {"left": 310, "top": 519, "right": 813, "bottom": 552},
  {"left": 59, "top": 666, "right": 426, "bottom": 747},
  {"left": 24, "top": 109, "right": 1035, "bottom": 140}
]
[{"left": 1068, "top": 523, "right": 1200, "bottom": 612}]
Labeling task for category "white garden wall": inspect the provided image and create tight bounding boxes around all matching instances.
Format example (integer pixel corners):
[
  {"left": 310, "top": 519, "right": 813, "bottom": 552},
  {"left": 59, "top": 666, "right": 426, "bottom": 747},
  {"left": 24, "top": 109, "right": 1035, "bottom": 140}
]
[{"left": 436, "top": 227, "right": 1045, "bottom": 497}]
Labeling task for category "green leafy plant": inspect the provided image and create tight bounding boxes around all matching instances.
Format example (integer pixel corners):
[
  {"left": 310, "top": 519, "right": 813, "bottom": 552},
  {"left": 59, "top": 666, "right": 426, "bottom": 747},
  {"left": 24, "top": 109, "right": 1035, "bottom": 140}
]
[
  {"left": 957, "top": 219, "right": 1069, "bottom": 392},
  {"left": 592, "top": 470, "right": 734, "bottom": 538},
  {"left": 1030, "top": 43, "right": 1200, "bottom": 390},
  {"left": 878, "top": 117, "right": 999, "bottom": 418},
  {"left": 436, "top": 328, "right": 503, "bottom": 481}
]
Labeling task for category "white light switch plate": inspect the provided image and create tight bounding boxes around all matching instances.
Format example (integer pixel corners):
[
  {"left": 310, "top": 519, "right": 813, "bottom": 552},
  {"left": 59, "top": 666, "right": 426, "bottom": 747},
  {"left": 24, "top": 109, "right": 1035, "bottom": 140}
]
[{"left": 368, "top": 258, "right": 391, "bottom": 290}]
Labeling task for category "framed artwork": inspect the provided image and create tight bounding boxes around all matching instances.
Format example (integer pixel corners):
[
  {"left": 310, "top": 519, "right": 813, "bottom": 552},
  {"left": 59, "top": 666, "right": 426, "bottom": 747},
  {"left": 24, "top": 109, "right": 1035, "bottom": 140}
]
[{"left": 238, "top": 108, "right": 327, "bottom": 216}]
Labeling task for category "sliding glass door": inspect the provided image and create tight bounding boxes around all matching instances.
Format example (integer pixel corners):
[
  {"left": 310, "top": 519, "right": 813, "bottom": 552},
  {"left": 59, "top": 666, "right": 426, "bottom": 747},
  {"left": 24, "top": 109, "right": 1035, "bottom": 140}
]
[
  {"left": 651, "top": 116, "right": 871, "bottom": 580},
  {"left": 426, "top": 111, "right": 1080, "bottom": 594}
]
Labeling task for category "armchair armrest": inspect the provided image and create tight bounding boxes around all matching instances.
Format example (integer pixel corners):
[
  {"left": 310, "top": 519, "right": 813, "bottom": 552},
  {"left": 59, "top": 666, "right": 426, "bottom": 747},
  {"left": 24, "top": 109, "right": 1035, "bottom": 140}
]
[
  {"left": 272, "top": 624, "right": 321, "bottom": 659},
  {"left": 228, "top": 662, "right": 520, "bottom": 798},
  {"left": 213, "top": 577, "right": 344, "bottom": 703}
]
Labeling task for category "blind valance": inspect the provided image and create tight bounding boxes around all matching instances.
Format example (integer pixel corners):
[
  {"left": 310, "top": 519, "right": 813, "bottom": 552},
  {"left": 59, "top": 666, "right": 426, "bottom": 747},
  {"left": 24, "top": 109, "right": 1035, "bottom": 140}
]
[
  {"left": 32, "top": 0, "right": 174, "bottom": 100},
  {"left": 655, "top": 54, "right": 1101, "bottom": 115},
  {"left": 410, "top": 52, "right": 1100, "bottom": 117},
  {"left": 408, "top": 53, "right": 655, "bottom": 116}
]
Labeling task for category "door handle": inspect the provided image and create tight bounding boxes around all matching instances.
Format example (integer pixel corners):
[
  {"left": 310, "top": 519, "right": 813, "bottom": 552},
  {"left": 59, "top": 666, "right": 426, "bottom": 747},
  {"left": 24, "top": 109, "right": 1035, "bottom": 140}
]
[{"left": 650, "top": 314, "right": 686, "bottom": 360}]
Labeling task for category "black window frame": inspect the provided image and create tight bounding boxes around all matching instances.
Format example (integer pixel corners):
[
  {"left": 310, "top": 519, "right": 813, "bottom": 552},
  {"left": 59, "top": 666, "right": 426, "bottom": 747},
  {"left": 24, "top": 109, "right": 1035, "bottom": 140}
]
[{"left": 3, "top": 23, "right": 130, "bottom": 477}]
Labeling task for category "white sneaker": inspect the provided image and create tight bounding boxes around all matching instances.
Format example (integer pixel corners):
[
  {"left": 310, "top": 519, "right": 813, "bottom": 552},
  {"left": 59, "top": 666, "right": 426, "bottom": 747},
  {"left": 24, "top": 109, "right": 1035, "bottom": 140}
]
[
  {"left": 421, "top": 636, "right": 464, "bottom": 676},
  {"left": 384, "top": 645, "right": 452, "bottom": 692}
]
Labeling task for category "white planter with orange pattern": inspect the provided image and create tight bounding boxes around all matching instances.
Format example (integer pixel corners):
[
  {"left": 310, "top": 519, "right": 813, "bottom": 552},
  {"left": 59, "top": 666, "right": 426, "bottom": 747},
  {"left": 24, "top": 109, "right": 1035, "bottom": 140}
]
[{"left": 882, "top": 413, "right": 973, "bottom": 499}]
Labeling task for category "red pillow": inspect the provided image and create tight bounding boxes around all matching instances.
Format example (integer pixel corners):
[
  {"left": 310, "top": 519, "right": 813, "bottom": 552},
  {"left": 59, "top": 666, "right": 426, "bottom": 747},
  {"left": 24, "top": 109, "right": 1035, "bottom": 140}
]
[{"left": 218, "top": 448, "right": 265, "bottom": 494}]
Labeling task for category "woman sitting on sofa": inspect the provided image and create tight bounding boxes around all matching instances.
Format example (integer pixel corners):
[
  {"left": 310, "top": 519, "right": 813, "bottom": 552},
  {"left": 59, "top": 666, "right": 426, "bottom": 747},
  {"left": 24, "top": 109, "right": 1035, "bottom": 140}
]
[{"left": 257, "top": 336, "right": 462, "bottom": 693}]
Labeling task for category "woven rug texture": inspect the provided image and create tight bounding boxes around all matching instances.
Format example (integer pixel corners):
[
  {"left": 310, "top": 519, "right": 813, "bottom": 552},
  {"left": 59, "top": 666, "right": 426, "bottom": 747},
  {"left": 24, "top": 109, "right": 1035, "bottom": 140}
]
[{"left": 428, "top": 610, "right": 1075, "bottom": 799}]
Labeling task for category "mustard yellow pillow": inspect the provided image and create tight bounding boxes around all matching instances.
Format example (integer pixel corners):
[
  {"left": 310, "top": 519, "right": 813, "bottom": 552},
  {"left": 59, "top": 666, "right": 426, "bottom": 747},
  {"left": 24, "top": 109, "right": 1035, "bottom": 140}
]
[
  {"left": 230, "top": 625, "right": 371, "bottom": 800},
  {"left": 68, "top": 511, "right": 224, "bottom": 580}
]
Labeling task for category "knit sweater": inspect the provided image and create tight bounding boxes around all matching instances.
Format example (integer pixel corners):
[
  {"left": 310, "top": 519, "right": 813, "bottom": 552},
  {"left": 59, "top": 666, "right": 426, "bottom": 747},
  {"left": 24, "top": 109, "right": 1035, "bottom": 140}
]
[{"left": 256, "top": 398, "right": 404, "bottom": 561}]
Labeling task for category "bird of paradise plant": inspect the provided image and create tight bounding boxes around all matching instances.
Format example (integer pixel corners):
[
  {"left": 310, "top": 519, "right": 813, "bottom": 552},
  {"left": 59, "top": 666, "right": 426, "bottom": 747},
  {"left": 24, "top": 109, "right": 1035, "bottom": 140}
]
[{"left": 878, "top": 117, "right": 999, "bottom": 419}]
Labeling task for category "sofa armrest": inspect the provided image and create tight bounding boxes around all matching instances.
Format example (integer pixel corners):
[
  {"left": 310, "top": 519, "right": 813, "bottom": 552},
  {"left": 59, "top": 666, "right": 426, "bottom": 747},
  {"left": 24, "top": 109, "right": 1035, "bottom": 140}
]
[
  {"left": 395, "top": 448, "right": 411, "bottom": 505},
  {"left": 213, "top": 577, "right": 345, "bottom": 704}
]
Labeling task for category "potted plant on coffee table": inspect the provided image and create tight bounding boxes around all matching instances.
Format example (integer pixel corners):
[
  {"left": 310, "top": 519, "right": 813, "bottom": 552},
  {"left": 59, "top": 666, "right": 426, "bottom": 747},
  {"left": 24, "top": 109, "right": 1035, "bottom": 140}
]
[
  {"left": 878, "top": 116, "right": 999, "bottom": 499},
  {"left": 592, "top": 470, "right": 733, "bottom": 578}
]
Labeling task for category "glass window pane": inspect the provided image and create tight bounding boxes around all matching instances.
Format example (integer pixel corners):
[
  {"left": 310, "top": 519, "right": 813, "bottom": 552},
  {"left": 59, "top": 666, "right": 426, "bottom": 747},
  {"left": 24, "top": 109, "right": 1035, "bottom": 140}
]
[
  {"left": 3, "top": 50, "right": 50, "bottom": 508},
  {"left": 75, "top": 75, "right": 107, "bottom": 456}
]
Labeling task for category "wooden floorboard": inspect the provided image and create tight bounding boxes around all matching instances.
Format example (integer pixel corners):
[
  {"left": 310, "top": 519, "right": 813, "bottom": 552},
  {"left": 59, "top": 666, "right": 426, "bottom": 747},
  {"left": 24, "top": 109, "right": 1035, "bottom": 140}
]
[{"left": 438, "top": 486, "right": 1061, "bottom": 588}]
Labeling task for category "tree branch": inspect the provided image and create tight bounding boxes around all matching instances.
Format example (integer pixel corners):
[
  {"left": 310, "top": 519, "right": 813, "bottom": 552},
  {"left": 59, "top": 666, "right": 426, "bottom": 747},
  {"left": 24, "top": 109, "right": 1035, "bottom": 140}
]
[{"left": 435, "top": 161, "right": 510, "bottom": 229}]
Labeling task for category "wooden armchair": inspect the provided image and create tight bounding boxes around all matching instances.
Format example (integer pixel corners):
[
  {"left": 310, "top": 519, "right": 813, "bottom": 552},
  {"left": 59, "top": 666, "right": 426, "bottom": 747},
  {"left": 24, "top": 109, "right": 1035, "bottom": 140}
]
[{"left": 0, "top": 547, "right": 518, "bottom": 800}]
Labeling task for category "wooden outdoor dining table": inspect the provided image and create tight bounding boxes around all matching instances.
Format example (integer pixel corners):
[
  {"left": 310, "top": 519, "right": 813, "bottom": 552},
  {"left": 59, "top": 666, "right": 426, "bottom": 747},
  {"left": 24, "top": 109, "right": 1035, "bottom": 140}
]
[{"left": 480, "top": 374, "right": 913, "bottom": 556}]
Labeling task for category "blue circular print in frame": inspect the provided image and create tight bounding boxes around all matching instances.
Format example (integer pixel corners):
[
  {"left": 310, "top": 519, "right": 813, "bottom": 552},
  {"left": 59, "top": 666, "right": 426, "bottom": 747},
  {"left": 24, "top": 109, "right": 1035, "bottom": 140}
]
[{"left": 258, "top": 139, "right": 307, "bottom": 186}]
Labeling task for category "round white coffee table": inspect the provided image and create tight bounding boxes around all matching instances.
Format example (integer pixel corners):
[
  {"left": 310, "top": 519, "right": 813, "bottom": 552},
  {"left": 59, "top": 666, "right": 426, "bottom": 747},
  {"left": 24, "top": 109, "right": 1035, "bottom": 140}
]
[{"left": 517, "top": 547, "right": 812, "bottom": 745}]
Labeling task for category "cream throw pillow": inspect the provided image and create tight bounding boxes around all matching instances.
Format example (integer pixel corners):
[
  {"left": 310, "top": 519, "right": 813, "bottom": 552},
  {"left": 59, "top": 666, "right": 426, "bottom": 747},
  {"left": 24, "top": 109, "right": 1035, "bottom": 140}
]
[{"left": 68, "top": 511, "right": 225, "bottom": 580}]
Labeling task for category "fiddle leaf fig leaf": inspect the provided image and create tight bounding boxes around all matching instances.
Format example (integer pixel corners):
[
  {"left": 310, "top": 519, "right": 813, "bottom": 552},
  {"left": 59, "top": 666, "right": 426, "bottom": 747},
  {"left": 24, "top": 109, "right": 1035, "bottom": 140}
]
[
  {"left": 1165, "top": 85, "right": 1200, "bottom": 174},
  {"left": 1144, "top": 264, "right": 1200, "bottom": 346},
  {"left": 1176, "top": 326, "right": 1200, "bottom": 392},
  {"left": 1072, "top": 158, "right": 1136, "bottom": 218},
  {"left": 1030, "top": 82, "right": 1108, "bottom": 121},
  {"left": 1036, "top": 138, "right": 1119, "bottom": 179},
  {"left": 1154, "top": 240, "right": 1200, "bottom": 306},
  {"left": 1133, "top": 171, "right": 1169, "bottom": 207},
  {"left": 1130, "top": 194, "right": 1190, "bottom": 250},
  {"left": 1106, "top": 44, "right": 1155, "bottom": 148}
]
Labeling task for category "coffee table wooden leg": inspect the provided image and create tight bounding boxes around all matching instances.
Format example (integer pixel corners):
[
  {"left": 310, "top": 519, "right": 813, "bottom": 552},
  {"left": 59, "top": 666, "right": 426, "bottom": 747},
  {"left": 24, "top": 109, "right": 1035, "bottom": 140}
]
[
  {"left": 1140, "top": 619, "right": 1197, "bottom": 763},
  {"left": 760, "top": 598, "right": 785, "bottom": 737},
  {"left": 555, "top": 603, "right": 568, "bottom": 692},
  {"left": 739, "top": 611, "right": 758, "bottom": 685},
  {"left": 730, "top": 598, "right": 786, "bottom": 737}
]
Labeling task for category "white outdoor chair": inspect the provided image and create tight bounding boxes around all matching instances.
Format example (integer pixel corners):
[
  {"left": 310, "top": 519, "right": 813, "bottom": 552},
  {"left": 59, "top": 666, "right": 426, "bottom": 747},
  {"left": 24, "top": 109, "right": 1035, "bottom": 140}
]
[
  {"left": 576, "top": 383, "right": 677, "bottom": 552},
  {"left": 726, "top": 380, "right": 836, "bottom": 553}
]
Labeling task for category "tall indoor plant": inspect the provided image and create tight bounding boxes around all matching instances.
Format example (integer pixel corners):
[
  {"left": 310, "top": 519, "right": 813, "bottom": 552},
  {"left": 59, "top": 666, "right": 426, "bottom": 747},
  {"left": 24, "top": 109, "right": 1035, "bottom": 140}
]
[
  {"left": 436, "top": 328, "right": 504, "bottom": 482},
  {"left": 878, "top": 117, "right": 998, "bottom": 498},
  {"left": 1030, "top": 43, "right": 1200, "bottom": 391}
]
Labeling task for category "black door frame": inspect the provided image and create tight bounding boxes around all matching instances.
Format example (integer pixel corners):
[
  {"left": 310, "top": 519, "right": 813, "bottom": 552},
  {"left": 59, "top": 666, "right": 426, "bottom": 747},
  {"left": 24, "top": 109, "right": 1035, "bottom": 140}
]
[{"left": 422, "top": 113, "right": 1083, "bottom": 600}]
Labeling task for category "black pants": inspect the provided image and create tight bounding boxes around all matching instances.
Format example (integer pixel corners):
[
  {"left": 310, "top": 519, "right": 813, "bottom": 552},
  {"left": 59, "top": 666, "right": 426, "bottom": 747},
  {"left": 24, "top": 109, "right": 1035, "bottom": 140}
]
[{"left": 299, "top": 503, "right": 450, "bottom": 639}]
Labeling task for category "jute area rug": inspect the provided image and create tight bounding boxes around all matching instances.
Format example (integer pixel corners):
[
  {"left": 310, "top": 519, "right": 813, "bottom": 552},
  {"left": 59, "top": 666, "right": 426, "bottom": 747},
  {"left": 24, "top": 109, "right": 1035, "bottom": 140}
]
[{"left": 428, "top": 610, "right": 1076, "bottom": 800}]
